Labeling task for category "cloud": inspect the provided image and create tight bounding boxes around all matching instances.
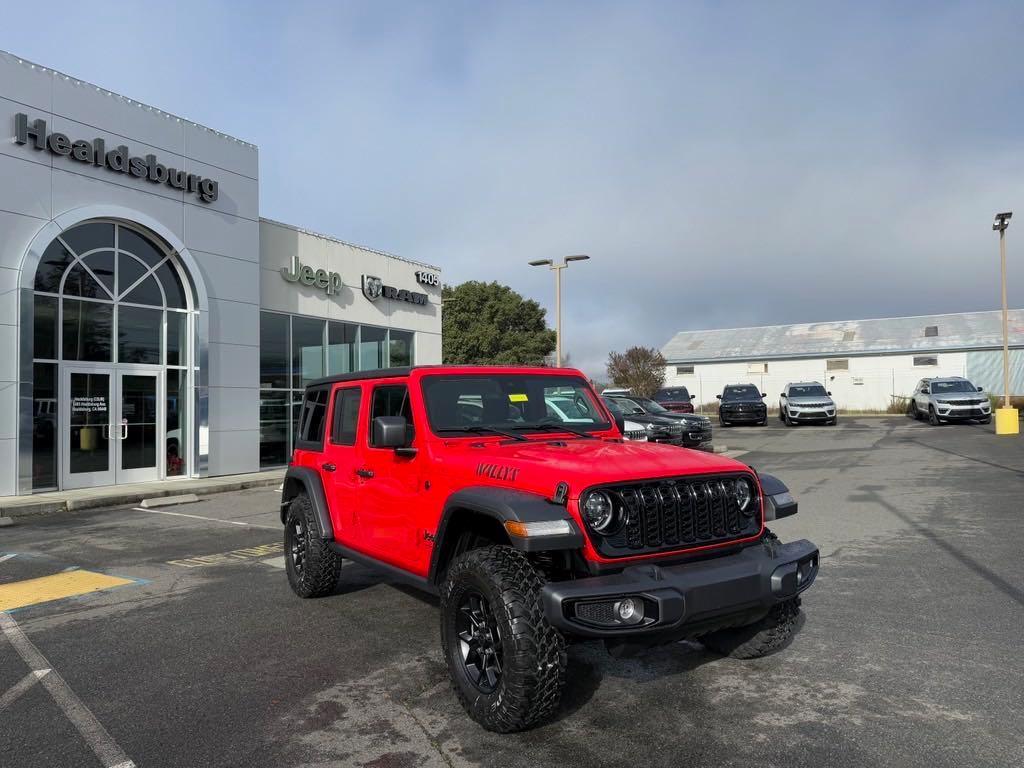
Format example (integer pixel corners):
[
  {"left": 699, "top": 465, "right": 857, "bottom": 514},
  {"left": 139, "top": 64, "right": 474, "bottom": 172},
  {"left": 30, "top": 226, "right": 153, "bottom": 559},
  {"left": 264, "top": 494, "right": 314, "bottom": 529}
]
[{"left": 3, "top": 1, "right": 1022, "bottom": 379}]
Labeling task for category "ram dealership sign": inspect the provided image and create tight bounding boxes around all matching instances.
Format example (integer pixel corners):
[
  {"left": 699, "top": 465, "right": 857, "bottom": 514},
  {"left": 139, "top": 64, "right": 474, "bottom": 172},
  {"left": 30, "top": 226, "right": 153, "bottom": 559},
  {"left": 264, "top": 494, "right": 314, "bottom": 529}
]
[{"left": 362, "top": 275, "right": 428, "bottom": 305}]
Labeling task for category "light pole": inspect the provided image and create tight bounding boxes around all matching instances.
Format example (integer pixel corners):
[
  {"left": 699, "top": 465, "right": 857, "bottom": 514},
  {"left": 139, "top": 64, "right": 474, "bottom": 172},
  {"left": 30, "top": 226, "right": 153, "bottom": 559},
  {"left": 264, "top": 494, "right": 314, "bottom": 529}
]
[
  {"left": 992, "top": 212, "right": 1018, "bottom": 435},
  {"left": 528, "top": 255, "right": 590, "bottom": 367}
]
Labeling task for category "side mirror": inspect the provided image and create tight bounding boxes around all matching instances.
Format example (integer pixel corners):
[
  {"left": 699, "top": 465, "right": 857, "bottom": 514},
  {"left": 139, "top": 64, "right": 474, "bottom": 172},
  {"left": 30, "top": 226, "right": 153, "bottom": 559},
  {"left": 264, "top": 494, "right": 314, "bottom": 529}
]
[
  {"left": 373, "top": 415, "right": 410, "bottom": 449},
  {"left": 760, "top": 392, "right": 767, "bottom": 398},
  {"left": 780, "top": 392, "right": 786, "bottom": 398},
  {"left": 827, "top": 391, "right": 832, "bottom": 396},
  {"left": 715, "top": 394, "right": 722, "bottom": 399},
  {"left": 977, "top": 386, "right": 984, "bottom": 392}
]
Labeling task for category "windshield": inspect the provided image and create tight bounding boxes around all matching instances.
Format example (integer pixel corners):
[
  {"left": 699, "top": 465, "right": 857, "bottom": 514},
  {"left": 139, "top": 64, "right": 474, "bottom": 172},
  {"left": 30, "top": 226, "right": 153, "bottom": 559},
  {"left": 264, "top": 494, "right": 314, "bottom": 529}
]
[
  {"left": 723, "top": 385, "right": 761, "bottom": 401},
  {"left": 932, "top": 380, "right": 978, "bottom": 394},
  {"left": 729, "top": 387, "right": 761, "bottom": 399},
  {"left": 422, "top": 374, "right": 611, "bottom": 435},
  {"left": 608, "top": 397, "right": 646, "bottom": 415},
  {"left": 655, "top": 388, "right": 689, "bottom": 402},
  {"left": 632, "top": 397, "right": 668, "bottom": 413},
  {"left": 788, "top": 385, "right": 827, "bottom": 397}
]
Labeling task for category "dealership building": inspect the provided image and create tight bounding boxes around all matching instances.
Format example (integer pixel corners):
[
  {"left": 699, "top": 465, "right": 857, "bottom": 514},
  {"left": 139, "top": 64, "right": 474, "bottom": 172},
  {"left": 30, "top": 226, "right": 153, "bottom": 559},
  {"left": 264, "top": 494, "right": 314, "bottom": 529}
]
[
  {"left": 0, "top": 51, "right": 441, "bottom": 497},
  {"left": 661, "top": 310, "right": 1024, "bottom": 410}
]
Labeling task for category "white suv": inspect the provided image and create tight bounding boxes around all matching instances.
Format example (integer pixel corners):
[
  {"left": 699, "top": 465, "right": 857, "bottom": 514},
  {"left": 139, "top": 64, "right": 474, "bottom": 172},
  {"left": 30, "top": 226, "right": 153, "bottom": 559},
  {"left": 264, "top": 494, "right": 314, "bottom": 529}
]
[
  {"left": 909, "top": 377, "right": 991, "bottom": 425},
  {"left": 779, "top": 382, "right": 837, "bottom": 426}
]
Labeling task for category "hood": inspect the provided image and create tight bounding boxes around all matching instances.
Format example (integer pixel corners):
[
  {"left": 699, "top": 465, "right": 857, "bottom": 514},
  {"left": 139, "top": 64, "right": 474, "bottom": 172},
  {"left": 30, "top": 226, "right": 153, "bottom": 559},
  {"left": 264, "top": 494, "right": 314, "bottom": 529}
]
[
  {"left": 659, "top": 412, "right": 712, "bottom": 426},
  {"left": 720, "top": 398, "right": 765, "bottom": 406},
  {"left": 934, "top": 393, "right": 985, "bottom": 402},
  {"left": 619, "top": 412, "right": 679, "bottom": 427},
  {"left": 434, "top": 437, "right": 747, "bottom": 500}
]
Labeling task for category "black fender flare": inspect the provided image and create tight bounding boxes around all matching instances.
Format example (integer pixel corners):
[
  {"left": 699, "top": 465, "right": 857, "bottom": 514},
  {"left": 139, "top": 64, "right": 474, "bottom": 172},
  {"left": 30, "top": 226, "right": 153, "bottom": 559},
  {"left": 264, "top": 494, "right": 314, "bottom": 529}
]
[
  {"left": 757, "top": 473, "right": 798, "bottom": 520},
  {"left": 280, "top": 466, "right": 334, "bottom": 539},
  {"left": 428, "top": 486, "right": 584, "bottom": 583}
]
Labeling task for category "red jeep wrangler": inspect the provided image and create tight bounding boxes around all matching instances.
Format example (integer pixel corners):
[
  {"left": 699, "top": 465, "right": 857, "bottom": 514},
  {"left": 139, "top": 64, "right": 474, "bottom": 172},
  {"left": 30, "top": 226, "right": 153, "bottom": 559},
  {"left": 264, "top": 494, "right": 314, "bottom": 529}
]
[{"left": 281, "top": 366, "right": 818, "bottom": 732}]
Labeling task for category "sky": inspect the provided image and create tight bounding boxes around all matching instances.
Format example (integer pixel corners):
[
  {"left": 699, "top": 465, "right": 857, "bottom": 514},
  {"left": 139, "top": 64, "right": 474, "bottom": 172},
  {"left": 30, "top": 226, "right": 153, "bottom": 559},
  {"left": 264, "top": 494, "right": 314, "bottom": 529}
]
[{"left": 4, "top": 1, "right": 1023, "bottom": 378}]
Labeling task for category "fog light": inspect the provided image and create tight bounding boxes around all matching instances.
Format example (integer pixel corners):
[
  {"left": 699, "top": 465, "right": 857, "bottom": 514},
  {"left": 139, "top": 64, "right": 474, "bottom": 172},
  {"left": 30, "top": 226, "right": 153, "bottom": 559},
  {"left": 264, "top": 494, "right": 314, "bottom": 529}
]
[{"left": 614, "top": 598, "right": 644, "bottom": 624}]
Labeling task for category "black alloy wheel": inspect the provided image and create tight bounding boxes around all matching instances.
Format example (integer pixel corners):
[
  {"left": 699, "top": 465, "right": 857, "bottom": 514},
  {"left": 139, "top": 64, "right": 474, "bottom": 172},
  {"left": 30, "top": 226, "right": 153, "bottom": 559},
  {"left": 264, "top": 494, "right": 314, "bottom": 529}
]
[
  {"left": 288, "top": 516, "right": 308, "bottom": 578},
  {"left": 284, "top": 493, "right": 343, "bottom": 598},
  {"left": 456, "top": 590, "right": 503, "bottom": 693}
]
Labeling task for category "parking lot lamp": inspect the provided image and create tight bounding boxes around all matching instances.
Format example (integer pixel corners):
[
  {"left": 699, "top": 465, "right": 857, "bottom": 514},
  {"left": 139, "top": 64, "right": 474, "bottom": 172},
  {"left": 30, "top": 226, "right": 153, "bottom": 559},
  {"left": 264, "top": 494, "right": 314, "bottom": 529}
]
[
  {"left": 992, "top": 212, "right": 1018, "bottom": 435},
  {"left": 528, "top": 255, "right": 590, "bottom": 367}
]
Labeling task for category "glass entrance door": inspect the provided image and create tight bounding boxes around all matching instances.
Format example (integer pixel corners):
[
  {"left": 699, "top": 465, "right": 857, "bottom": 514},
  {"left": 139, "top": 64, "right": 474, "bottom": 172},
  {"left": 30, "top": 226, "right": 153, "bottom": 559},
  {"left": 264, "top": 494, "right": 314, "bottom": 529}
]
[
  {"left": 61, "top": 367, "right": 163, "bottom": 488},
  {"left": 116, "top": 372, "right": 161, "bottom": 484},
  {"left": 62, "top": 368, "right": 115, "bottom": 489}
]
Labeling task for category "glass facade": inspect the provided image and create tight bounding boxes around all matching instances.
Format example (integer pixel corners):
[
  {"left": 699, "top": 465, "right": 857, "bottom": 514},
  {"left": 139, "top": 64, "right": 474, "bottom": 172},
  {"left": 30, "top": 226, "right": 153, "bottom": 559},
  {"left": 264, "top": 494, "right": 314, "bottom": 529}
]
[
  {"left": 258, "top": 311, "right": 415, "bottom": 467},
  {"left": 30, "top": 221, "right": 195, "bottom": 490}
]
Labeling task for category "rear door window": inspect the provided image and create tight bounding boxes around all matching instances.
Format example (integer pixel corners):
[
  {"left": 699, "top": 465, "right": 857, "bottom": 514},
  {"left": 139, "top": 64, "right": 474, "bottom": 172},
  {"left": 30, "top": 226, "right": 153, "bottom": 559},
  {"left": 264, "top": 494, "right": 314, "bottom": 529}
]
[{"left": 295, "top": 386, "right": 329, "bottom": 450}]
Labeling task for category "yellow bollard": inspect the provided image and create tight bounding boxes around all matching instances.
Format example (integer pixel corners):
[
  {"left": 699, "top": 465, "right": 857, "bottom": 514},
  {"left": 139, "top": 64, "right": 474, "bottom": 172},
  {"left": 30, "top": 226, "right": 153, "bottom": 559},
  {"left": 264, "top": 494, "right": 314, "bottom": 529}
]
[{"left": 995, "top": 407, "right": 1019, "bottom": 435}]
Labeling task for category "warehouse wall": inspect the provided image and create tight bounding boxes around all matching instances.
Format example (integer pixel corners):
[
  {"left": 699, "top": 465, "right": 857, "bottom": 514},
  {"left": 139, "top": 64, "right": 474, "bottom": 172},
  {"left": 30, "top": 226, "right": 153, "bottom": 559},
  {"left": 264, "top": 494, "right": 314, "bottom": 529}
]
[{"left": 659, "top": 351, "right": 1012, "bottom": 411}]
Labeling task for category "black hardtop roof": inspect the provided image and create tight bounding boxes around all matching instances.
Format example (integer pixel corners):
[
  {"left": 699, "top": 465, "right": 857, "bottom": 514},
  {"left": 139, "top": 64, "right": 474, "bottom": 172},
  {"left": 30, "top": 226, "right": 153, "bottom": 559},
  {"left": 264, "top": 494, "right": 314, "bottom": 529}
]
[{"left": 305, "top": 364, "right": 582, "bottom": 390}]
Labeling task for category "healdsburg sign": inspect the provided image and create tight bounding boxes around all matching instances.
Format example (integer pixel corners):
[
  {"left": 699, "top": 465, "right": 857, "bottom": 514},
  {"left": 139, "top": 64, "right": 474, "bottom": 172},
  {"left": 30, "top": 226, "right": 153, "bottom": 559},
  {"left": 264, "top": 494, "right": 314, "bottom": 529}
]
[{"left": 14, "top": 113, "right": 219, "bottom": 203}]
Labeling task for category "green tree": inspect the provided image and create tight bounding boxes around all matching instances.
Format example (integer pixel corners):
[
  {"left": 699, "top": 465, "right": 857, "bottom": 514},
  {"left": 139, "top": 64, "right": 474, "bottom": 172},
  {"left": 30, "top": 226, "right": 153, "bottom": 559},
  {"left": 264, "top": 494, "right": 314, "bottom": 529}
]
[
  {"left": 442, "top": 281, "right": 557, "bottom": 365},
  {"left": 606, "top": 346, "right": 666, "bottom": 397}
]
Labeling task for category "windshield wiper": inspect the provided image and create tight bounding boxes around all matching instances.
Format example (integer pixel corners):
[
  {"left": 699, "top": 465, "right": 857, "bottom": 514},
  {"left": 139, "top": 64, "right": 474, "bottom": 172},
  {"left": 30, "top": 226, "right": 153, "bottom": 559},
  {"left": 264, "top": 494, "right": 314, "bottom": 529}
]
[
  {"left": 436, "top": 426, "right": 529, "bottom": 441},
  {"left": 512, "top": 423, "right": 599, "bottom": 440}
]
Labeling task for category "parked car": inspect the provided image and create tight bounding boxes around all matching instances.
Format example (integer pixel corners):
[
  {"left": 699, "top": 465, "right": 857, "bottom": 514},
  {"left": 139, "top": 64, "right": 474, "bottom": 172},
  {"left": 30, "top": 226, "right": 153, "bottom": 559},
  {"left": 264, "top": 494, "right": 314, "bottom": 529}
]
[
  {"left": 601, "top": 396, "right": 657, "bottom": 441},
  {"left": 717, "top": 384, "right": 768, "bottom": 426},
  {"left": 908, "top": 377, "right": 991, "bottom": 425},
  {"left": 604, "top": 395, "right": 713, "bottom": 451},
  {"left": 779, "top": 382, "right": 837, "bottom": 426},
  {"left": 652, "top": 386, "right": 694, "bottom": 413},
  {"left": 281, "top": 365, "right": 817, "bottom": 732}
]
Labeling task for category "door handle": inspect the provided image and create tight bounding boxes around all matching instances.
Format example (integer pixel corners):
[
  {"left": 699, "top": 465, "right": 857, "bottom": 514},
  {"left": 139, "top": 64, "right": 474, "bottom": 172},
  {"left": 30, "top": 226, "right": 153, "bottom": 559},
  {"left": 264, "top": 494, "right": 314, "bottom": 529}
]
[
  {"left": 321, "top": 463, "right": 337, "bottom": 472},
  {"left": 121, "top": 422, "right": 128, "bottom": 440},
  {"left": 102, "top": 424, "right": 110, "bottom": 440},
  {"left": 356, "top": 468, "right": 374, "bottom": 479}
]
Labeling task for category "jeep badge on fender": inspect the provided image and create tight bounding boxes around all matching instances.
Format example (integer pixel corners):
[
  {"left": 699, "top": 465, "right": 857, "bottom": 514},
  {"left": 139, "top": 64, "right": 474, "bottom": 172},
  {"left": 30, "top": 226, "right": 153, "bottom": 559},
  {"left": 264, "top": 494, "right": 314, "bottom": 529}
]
[{"left": 279, "top": 364, "right": 819, "bottom": 733}]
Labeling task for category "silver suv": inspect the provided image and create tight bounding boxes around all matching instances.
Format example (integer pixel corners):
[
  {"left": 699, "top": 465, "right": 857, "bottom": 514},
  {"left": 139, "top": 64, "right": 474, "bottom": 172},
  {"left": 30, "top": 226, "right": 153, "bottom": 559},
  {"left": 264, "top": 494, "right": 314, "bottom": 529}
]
[
  {"left": 909, "top": 377, "right": 991, "bottom": 425},
  {"left": 779, "top": 382, "right": 837, "bottom": 426}
]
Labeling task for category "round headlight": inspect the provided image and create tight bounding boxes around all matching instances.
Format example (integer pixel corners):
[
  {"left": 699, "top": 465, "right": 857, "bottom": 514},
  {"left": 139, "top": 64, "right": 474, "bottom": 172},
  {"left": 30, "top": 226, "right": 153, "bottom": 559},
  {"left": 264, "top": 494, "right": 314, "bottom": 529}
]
[
  {"left": 734, "top": 478, "right": 755, "bottom": 514},
  {"left": 582, "top": 491, "right": 616, "bottom": 533}
]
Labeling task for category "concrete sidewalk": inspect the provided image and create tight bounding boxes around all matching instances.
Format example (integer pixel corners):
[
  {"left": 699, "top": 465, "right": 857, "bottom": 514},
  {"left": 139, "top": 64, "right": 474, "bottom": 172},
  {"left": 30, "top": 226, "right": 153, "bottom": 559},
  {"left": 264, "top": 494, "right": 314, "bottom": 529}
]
[{"left": 0, "top": 470, "right": 286, "bottom": 520}]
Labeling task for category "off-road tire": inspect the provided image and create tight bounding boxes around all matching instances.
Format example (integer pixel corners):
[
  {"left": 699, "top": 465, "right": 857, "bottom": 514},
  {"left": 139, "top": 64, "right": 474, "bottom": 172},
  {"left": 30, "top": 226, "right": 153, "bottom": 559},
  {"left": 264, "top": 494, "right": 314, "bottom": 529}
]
[
  {"left": 928, "top": 406, "right": 942, "bottom": 426},
  {"left": 784, "top": 410, "right": 797, "bottom": 427},
  {"left": 284, "top": 493, "right": 343, "bottom": 598},
  {"left": 720, "top": 418, "right": 731, "bottom": 427},
  {"left": 440, "top": 546, "right": 566, "bottom": 733},
  {"left": 700, "top": 597, "right": 802, "bottom": 659},
  {"left": 908, "top": 400, "right": 921, "bottom": 420},
  {"left": 827, "top": 416, "right": 837, "bottom": 426}
]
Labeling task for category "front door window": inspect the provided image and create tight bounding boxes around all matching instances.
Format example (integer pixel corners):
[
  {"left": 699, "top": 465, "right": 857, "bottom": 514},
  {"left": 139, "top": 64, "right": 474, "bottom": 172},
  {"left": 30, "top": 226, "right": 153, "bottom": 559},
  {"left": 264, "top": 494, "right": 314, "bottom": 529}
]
[{"left": 67, "top": 370, "right": 114, "bottom": 486}]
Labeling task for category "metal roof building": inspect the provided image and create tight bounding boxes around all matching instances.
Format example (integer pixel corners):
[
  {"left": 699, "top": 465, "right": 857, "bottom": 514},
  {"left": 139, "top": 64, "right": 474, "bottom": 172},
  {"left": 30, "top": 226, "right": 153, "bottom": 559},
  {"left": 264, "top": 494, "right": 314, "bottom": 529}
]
[
  {"left": 661, "top": 309, "right": 1024, "bottom": 364},
  {"left": 659, "top": 310, "right": 1024, "bottom": 410}
]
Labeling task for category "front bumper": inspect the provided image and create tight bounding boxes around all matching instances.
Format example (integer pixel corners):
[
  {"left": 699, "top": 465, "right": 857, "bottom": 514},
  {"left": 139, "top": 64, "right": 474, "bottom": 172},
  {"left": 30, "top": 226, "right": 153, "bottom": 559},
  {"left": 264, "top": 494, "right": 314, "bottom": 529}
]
[
  {"left": 721, "top": 408, "right": 766, "bottom": 422},
  {"left": 936, "top": 403, "right": 990, "bottom": 419},
  {"left": 788, "top": 407, "right": 835, "bottom": 421},
  {"left": 541, "top": 538, "right": 819, "bottom": 639}
]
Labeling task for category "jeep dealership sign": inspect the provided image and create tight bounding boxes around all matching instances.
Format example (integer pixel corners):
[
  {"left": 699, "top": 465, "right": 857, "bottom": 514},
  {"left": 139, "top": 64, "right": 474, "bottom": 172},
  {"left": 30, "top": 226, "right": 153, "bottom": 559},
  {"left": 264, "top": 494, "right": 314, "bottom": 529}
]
[
  {"left": 280, "top": 255, "right": 342, "bottom": 295},
  {"left": 14, "top": 113, "right": 219, "bottom": 203}
]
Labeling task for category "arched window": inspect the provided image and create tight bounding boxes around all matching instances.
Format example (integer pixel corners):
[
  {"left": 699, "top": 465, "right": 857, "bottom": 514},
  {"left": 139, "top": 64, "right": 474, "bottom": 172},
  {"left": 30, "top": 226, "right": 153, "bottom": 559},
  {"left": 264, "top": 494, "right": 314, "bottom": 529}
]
[{"left": 31, "top": 221, "right": 196, "bottom": 489}]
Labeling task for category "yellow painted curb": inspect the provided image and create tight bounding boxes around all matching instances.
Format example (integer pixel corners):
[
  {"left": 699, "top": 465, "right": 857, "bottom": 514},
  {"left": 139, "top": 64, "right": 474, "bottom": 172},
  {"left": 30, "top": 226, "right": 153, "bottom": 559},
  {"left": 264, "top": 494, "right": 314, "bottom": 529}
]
[
  {"left": 995, "top": 407, "right": 1020, "bottom": 435},
  {"left": 0, "top": 569, "right": 135, "bottom": 611}
]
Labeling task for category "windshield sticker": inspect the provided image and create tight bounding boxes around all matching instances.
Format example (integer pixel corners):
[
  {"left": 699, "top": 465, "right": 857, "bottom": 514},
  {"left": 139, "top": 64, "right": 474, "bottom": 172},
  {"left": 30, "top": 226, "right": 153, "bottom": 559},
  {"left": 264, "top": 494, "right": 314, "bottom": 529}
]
[{"left": 508, "top": 393, "right": 529, "bottom": 403}]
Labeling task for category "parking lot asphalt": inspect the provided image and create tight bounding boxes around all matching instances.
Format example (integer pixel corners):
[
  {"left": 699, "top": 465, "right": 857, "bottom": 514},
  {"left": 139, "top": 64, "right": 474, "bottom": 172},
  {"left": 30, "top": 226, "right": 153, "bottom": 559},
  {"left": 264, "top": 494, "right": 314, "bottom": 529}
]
[{"left": 1, "top": 417, "right": 1022, "bottom": 768}]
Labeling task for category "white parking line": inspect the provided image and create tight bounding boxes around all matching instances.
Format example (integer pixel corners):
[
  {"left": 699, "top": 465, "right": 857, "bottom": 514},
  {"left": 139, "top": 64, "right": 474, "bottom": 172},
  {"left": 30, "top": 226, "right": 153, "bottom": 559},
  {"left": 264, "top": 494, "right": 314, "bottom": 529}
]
[
  {"left": 132, "top": 507, "right": 278, "bottom": 530},
  {"left": 0, "top": 612, "right": 136, "bottom": 768},
  {"left": 0, "top": 668, "right": 50, "bottom": 713},
  {"left": 0, "top": 553, "right": 17, "bottom": 563}
]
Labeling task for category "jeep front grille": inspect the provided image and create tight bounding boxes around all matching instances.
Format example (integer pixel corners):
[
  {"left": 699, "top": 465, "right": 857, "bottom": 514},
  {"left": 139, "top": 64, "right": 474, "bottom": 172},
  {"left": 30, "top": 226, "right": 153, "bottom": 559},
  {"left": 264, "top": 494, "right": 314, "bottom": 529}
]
[{"left": 588, "top": 474, "right": 761, "bottom": 558}]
